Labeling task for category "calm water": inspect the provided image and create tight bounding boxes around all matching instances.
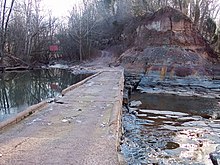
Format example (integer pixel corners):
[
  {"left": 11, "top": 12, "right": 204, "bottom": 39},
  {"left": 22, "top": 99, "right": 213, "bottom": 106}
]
[
  {"left": 131, "top": 92, "right": 219, "bottom": 117},
  {"left": 0, "top": 68, "right": 91, "bottom": 122}
]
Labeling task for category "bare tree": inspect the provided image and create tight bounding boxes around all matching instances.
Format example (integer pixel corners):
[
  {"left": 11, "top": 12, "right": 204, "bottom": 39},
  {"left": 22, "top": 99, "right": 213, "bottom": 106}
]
[
  {"left": 6, "top": 0, "right": 58, "bottom": 64},
  {"left": 0, "top": 0, "right": 15, "bottom": 67},
  {"left": 67, "top": 1, "right": 99, "bottom": 61}
]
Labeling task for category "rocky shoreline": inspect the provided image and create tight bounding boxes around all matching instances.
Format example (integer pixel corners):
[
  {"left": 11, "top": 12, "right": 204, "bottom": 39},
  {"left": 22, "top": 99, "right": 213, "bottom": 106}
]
[{"left": 121, "top": 68, "right": 220, "bottom": 164}]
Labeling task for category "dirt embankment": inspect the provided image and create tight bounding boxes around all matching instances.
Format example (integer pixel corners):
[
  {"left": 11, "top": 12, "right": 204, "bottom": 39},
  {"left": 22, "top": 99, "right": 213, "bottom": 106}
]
[{"left": 113, "top": 7, "right": 219, "bottom": 77}]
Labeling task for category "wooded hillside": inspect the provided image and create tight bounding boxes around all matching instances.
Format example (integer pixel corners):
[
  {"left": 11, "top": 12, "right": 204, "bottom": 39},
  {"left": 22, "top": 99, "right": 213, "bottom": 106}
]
[{"left": 0, "top": 0, "right": 219, "bottom": 69}]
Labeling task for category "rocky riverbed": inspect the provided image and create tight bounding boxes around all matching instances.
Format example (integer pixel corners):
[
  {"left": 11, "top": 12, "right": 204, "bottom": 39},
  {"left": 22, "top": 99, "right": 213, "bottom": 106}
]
[{"left": 121, "top": 73, "right": 220, "bottom": 165}]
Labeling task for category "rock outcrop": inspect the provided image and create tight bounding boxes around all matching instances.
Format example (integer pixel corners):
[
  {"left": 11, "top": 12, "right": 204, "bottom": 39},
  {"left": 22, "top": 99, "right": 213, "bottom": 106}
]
[{"left": 118, "top": 7, "right": 219, "bottom": 77}]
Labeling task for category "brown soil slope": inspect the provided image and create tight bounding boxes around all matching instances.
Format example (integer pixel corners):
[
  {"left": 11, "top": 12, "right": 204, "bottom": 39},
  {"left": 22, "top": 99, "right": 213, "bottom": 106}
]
[{"left": 118, "top": 7, "right": 218, "bottom": 76}]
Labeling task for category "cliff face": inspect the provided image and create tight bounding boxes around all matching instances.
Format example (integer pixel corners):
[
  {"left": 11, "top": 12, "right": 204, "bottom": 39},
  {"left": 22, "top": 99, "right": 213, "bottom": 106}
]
[{"left": 118, "top": 7, "right": 218, "bottom": 76}]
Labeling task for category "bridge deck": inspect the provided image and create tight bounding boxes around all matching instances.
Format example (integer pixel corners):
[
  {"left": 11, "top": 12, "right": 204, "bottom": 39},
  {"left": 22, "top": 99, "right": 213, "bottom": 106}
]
[{"left": 0, "top": 68, "right": 124, "bottom": 165}]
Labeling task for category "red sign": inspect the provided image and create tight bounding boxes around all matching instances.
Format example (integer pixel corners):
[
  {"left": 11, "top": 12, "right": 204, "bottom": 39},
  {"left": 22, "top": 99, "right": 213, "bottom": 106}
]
[{"left": 49, "top": 45, "right": 59, "bottom": 52}]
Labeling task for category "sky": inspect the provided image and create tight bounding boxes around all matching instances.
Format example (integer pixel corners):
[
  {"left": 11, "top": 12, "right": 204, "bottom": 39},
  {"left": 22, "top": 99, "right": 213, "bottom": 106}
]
[{"left": 42, "top": 0, "right": 83, "bottom": 18}]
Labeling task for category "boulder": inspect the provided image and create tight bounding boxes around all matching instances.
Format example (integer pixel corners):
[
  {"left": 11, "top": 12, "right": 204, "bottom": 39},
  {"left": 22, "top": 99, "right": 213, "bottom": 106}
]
[{"left": 129, "top": 100, "right": 142, "bottom": 107}]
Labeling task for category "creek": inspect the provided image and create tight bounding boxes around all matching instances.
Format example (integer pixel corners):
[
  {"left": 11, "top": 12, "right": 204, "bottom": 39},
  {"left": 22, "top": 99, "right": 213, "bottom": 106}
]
[
  {"left": 121, "top": 75, "right": 220, "bottom": 165},
  {"left": 0, "top": 68, "right": 91, "bottom": 122}
]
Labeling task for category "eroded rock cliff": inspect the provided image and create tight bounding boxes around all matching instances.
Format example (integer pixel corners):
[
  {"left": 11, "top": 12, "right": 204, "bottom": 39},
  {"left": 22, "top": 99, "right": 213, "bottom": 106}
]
[{"left": 118, "top": 7, "right": 219, "bottom": 77}]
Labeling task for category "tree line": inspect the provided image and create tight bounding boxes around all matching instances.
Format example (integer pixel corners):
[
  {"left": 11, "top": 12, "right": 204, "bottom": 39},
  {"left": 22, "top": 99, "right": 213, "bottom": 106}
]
[{"left": 0, "top": 0, "right": 219, "bottom": 68}]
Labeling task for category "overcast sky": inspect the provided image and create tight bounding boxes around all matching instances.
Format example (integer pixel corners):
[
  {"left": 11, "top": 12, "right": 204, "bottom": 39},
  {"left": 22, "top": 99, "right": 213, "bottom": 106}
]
[{"left": 42, "top": 0, "right": 83, "bottom": 18}]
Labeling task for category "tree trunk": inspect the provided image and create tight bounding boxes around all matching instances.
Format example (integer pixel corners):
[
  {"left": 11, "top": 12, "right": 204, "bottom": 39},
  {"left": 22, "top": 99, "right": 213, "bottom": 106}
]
[
  {"left": 79, "top": 37, "right": 83, "bottom": 61},
  {"left": 194, "top": 0, "right": 200, "bottom": 27},
  {"left": 199, "top": 2, "right": 208, "bottom": 32},
  {"left": 0, "top": 0, "right": 15, "bottom": 68}
]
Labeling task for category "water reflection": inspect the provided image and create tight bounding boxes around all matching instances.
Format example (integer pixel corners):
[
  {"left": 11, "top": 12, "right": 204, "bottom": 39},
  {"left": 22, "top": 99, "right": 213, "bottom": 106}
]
[
  {"left": 131, "top": 92, "right": 219, "bottom": 117},
  {"left": 0, "top": 69, "right": 91, "bottom": 122}
]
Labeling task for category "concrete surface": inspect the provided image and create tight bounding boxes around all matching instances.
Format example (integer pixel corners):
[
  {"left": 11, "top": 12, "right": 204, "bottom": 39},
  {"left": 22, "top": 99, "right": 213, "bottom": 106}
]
[{"left": 0, "top": 68, "right": 124, "bottom": 165}]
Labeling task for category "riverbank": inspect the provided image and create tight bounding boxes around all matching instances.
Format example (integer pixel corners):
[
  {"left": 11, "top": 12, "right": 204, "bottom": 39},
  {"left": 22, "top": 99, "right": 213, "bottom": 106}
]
[
  {"left": 0, "top": 67, "right": 124, "bottom": 165},
  {"left": 121, "top": 70, "right": 220, "bottom": 165}
]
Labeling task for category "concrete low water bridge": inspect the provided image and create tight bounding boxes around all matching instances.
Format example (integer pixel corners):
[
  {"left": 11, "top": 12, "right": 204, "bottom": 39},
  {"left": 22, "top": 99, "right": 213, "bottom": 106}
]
[{"left": 0, "top": 68, "right": 125, "bottom": 165}]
